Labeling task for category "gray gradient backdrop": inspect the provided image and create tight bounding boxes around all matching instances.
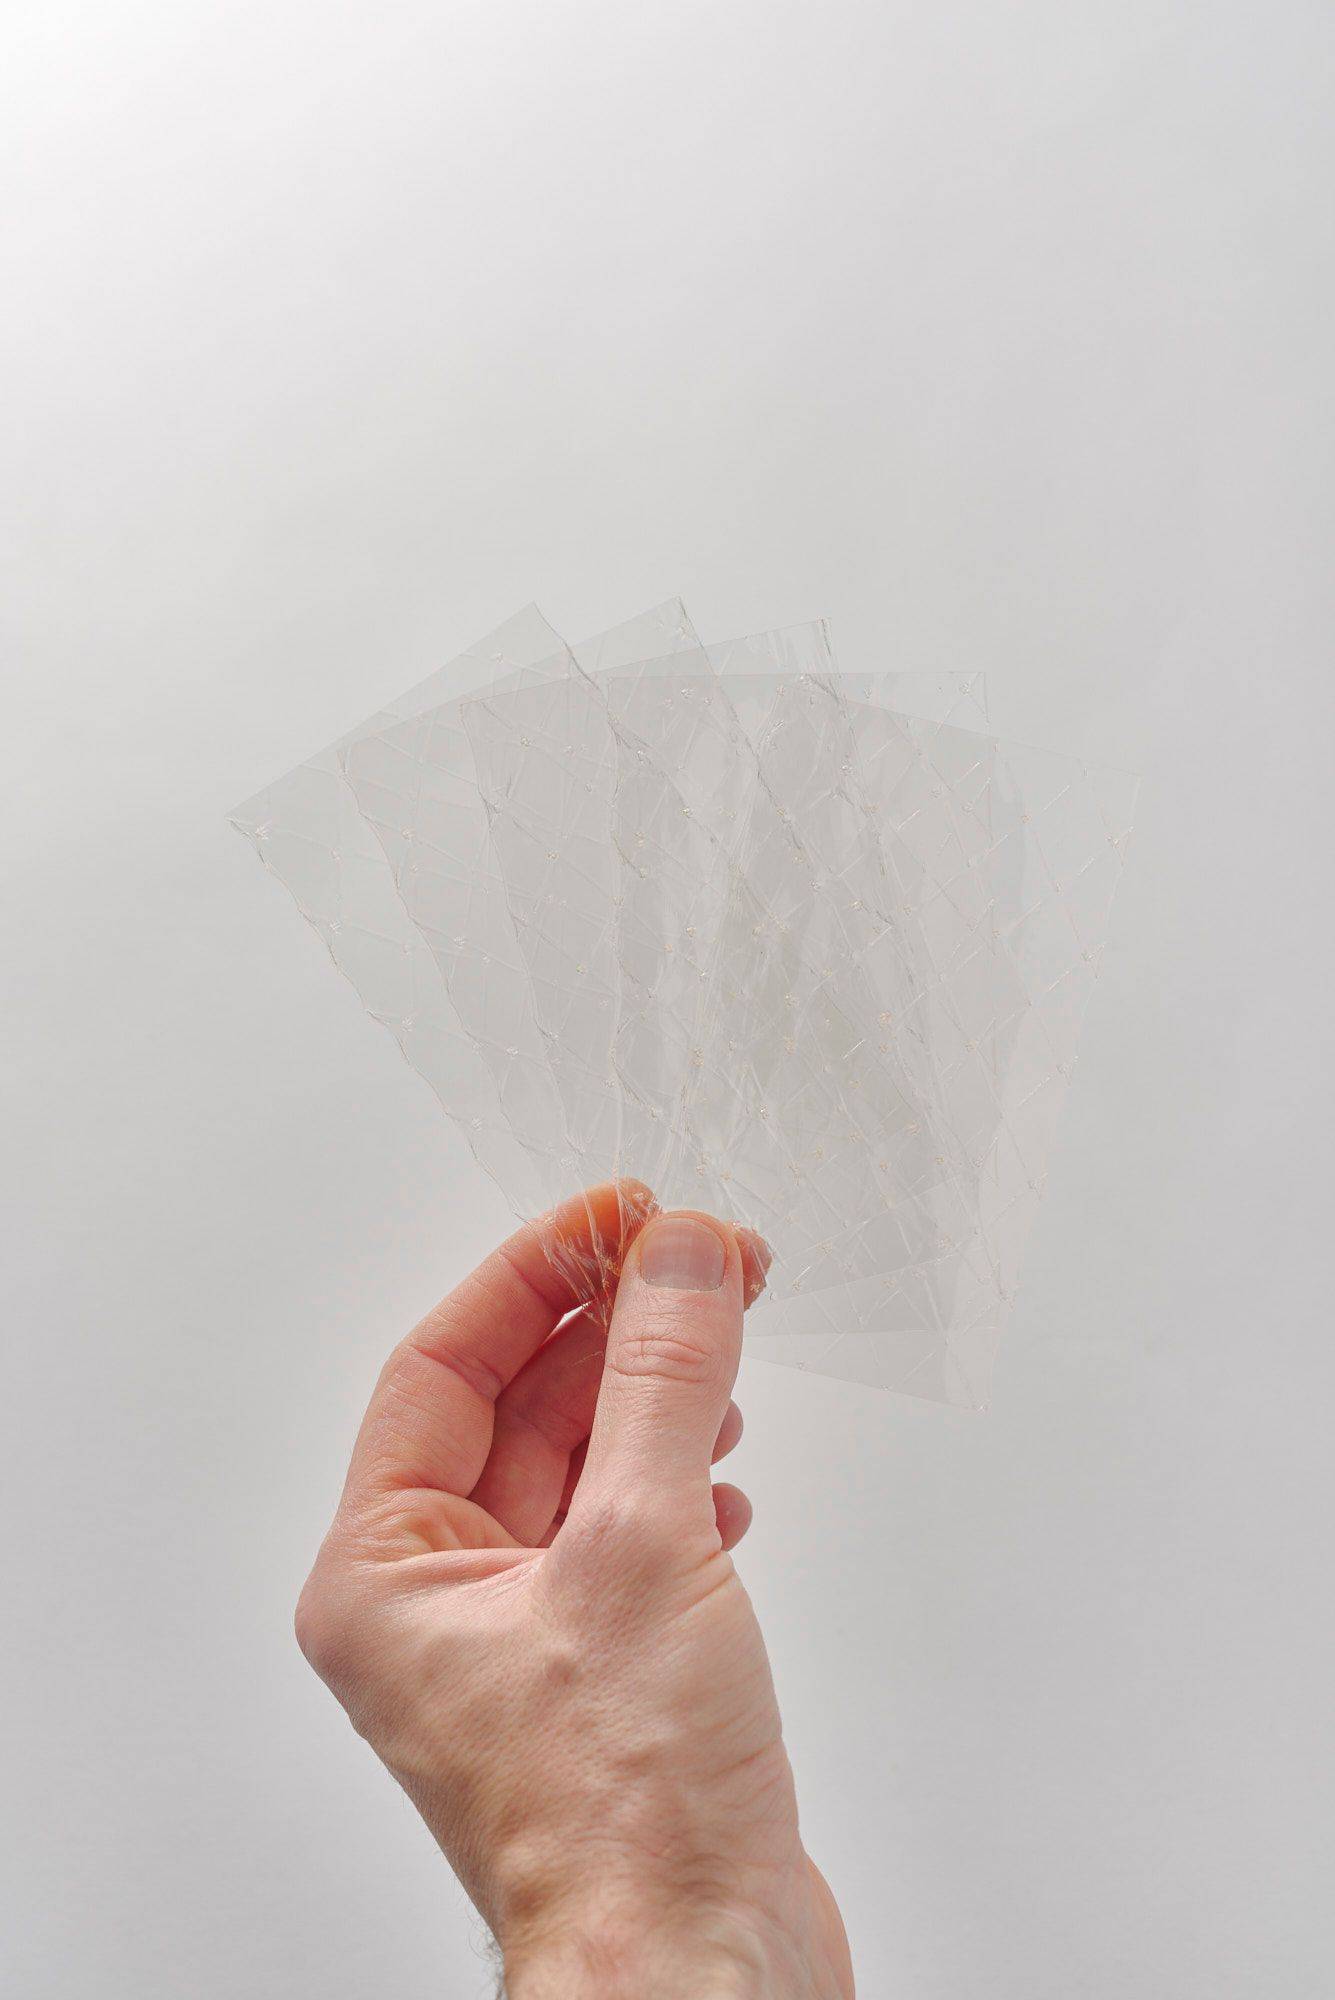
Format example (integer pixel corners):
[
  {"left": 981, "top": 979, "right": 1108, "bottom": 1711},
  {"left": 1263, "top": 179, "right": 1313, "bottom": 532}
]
[{"left": 4, "top": 4, "right": 1332, "bottom": 1994}]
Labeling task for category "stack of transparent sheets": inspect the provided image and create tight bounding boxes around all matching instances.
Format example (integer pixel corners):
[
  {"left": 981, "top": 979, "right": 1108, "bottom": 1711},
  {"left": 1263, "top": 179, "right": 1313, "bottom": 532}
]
[{"left": 232, "top": 600, "right": 1138, "bottom": 1407}]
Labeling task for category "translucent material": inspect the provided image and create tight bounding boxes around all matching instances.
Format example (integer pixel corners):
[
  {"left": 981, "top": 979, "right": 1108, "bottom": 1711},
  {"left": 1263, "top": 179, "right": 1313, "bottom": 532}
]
[
  {"left": 233, "top": 601, "right": 1135, "bottom": 1405},
  {"left": 231, "top": 603, "right": 698, "bottom": 1225}
]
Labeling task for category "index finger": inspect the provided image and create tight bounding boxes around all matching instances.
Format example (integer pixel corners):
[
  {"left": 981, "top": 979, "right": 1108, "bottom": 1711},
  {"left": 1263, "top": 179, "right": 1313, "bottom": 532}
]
[{"left": 343, "top": 1179, "right": 657, "bottom": 1502}]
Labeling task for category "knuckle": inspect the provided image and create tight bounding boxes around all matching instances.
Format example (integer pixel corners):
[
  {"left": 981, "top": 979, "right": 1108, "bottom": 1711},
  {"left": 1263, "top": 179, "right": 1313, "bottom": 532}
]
[
  {"left": 564, "top": 1490, "right": 679, "bottom": 1574},
  {"left": 292, "top": 1583, "right": 326, "bottom": 1670},
  {"left": 608, "top": 1318, "right": 719, "bottom": 1388},
  {"left": 293, "top": 1571, "right": 357, "bottom": 1685}
]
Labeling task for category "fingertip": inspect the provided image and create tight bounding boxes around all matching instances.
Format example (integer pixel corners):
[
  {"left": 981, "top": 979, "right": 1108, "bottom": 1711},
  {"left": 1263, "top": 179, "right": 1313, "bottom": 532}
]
[
  {"left": 712, "top": 1400, "right": 744, "bottom": 1463},
  {"left": 635, "top": 1211, "right": 732, "bottom": 1293},
  {"left": 736, "top": 1226, "right": 773, "bottom": 1308},
  {"left": 546, "top": 1181, "right": 661, "bottom": 1319},
  {"left": 617, "top": 1178, "right": 659, "bottom": 1216},
  {"left": 712, "top": 1481, "right": 753, "bottom": 1551},
  {"left": 580, "top": 1208, "right": 747, "bottom": 1500}
]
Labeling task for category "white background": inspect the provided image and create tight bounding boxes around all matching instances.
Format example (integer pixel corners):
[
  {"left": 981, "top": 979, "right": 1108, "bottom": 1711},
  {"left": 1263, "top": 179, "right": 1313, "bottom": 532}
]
[{"left": 4, "top": 4, "right": 1333, "bottom": 1994}]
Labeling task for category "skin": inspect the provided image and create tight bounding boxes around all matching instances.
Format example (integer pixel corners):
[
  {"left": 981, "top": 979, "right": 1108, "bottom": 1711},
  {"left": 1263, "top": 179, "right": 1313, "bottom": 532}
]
[{"left": 296, "top": 1180, "right": 855, "bottom": 1998}]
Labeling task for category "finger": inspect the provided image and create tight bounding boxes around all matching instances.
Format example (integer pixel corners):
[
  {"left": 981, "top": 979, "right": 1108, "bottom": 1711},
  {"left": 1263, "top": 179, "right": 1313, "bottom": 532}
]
[
  {"left": 558, "top": 1440, "right": 588, "bottom": 1516},
  {"left": 712, "top": 1399, "right": 744, "bottom": 1462},
  {"left": 470, "top": 1246, "right": 764, "bottom": 1545},
  {"left": 475, "top": 1339, "right": 749, "bottom": 1549},
  {"left": 553, "top": 1396, "right": 742, "bottom": 1526},
  {"left": 538, "top": 1401, "right": 746, "bottom": 1549},
  {"left": 345, "top": 1179, "right": 656, "bottom": 1500},
  {"left": 712, "top": 1482, "right": 753, "bottom": 1551},
  {"left": 575, "top": 1210, "right": 745, "bottom": 1513},
  {"left": 467, "top": 1306, "right": 608, "bottom": 1545},
  {"left": 737, "top": 1227, "right": 773, "bottom": 1307}
]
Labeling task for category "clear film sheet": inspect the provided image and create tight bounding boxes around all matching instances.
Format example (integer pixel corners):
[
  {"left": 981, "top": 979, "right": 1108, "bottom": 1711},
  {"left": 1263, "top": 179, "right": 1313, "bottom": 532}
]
[{"left": 232, "top": 602, "right": 1135, "bottom": 1407}]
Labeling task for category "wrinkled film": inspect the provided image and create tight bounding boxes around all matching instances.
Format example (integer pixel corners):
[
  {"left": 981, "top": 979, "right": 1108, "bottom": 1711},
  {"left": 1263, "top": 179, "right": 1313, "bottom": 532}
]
[{"left": 233, "top": 600, "right": 1134, "bottom": 1405}]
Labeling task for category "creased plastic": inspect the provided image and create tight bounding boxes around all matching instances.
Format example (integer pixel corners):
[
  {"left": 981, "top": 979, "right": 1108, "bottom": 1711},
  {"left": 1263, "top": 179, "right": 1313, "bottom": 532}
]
[{"left": 232, "top": 601, "right": 1134, "bottom": 1405}]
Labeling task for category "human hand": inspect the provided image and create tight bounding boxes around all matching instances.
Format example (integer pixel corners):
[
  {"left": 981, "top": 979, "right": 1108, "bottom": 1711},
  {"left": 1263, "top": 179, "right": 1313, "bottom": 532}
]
[{"left": 295, "top": 1182, "right": 854, "bottom": 1998}]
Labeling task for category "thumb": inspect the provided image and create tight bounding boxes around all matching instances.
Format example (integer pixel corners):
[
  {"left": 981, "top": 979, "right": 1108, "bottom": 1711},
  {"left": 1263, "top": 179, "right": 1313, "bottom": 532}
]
[{"left": 576, "top": 1210, "right": 744, "bottom": 1509}]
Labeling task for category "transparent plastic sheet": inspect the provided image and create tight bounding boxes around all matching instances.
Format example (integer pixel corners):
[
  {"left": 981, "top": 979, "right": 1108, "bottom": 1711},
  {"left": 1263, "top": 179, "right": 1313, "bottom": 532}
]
[
  {"left": 340, "top": 627, "right": 986, "bottom": 1279},
  {"left": 741, "top": 708, "right": 1139, "bottom": 1403},
  {"left": 655, "top": 670, "right": 997, "bottom": 1306},
  {"left": 234, "top": 600, "right": 1136, "bottom": 1403},
  {"left": 451, "top": 635, "right": 821, "bottom": 1207},
  {"left": 358, "top": 635, "right": 988, "bottom": 1262},
  {"left": 571, "top": 664, "right": 1132, "bottom": 1409},
  {"left": 357, "top": 657, "right": 1135, "bottom": 1402},
  {"left": 592, "top": 665, "right": 982, "bottom": 1303},
  {"left": 231, "top": 601, "right": 703, "bottom": 1294},
  {"left": 457, "top": 631, "right": 729, "bottom": 1186},
  {"left": 234, "top": 596, "right": 988, "bottom": 1311}
]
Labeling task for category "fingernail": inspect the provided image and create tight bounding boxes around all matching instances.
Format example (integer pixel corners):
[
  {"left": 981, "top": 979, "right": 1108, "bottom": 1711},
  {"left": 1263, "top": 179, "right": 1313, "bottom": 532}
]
[{"left": 638, "top": 1215, "right": 728, "bottom": 1292}]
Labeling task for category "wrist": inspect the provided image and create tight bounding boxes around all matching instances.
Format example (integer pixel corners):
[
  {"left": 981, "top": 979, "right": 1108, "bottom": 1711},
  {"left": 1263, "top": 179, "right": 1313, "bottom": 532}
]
[
  {"left": 503, "top": 1906, "right": 766, "bottom": 2000},
  {"left": 504, "top": 1924, "right": 755, "bottom": 1999},
  {"left": 501, "top": 1891, "right": 834, "bottom": 2000}
]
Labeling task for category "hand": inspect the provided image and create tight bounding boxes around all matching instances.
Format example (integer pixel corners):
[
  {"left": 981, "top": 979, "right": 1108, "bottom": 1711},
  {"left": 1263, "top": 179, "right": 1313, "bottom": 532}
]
[{"left": 295, "top": 1181, "right": 854, "bottom": 1998}]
